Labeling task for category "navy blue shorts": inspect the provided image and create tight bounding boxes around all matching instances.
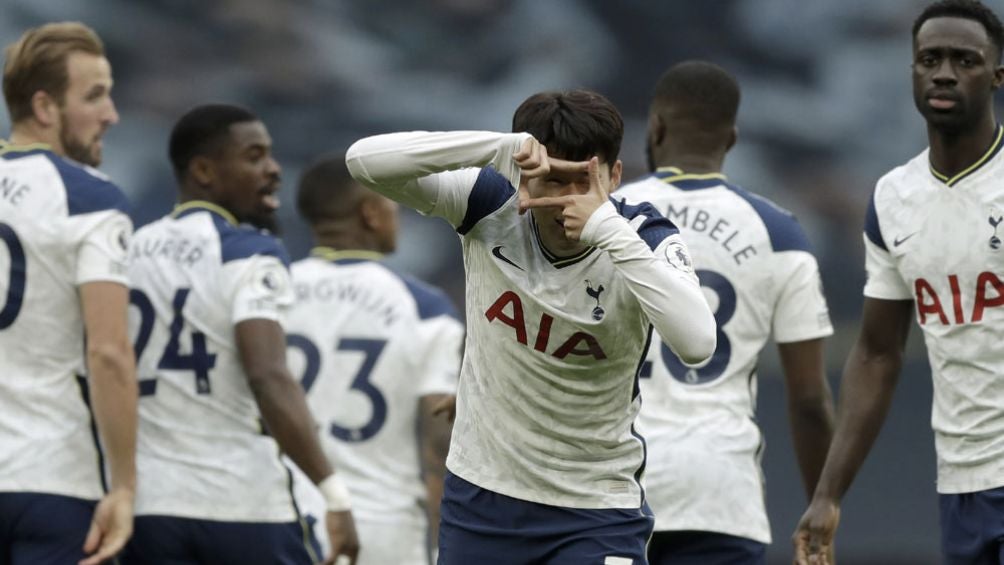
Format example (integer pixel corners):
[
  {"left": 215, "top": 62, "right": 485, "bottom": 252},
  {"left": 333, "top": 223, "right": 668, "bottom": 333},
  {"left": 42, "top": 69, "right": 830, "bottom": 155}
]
[
  {"left": 940, "top": 485, "right": 1004, "bottom": 565},
  {"left": 0, "top": 492, "right": 96, "bottom": 565},
  {"left": 438, "top": 471, "right": 654, "bottom": 565},
  {"left": 121, "top": 515, "right": 319, "bottom": 565},
  {"left": 647, "top": 530, "right": 766, "bottom": 565}
]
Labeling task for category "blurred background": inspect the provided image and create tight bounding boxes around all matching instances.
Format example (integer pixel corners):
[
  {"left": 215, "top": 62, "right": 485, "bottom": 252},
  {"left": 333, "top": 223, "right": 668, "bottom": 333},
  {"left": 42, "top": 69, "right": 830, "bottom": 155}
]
[{"left": 3, "top": 1, "right": 984, "bottom": 562}]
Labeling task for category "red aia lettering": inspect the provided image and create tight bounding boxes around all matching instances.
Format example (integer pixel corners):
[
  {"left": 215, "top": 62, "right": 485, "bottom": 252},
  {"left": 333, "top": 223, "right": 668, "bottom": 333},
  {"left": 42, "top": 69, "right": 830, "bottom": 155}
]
[
  {"left": 484, "top": 291, "right": 606, "bottom": 360},
  {"left": 914, "top": 272, "right": 1004, "bottom": 324}
]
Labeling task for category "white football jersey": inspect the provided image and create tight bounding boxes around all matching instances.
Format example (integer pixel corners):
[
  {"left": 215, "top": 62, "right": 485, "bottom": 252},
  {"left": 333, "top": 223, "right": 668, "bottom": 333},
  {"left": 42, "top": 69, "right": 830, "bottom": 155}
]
[
  {"left": 617, "top": 168, "right": 832, "bottom": 543},
  {"left": 285, "top": 249, "right": 462, "bottom": 526},
  {"left": 864, "top": 126, "right": 1004, "bottom": 494},
  {"left": 0, "top": 143, "right": 131, "bottom": 501},
  {"left": 347, "top": 131, "right": 716, "bottom": 510},
  {"left": 128, "top": 201, "right": 299, "bottom": 522}
]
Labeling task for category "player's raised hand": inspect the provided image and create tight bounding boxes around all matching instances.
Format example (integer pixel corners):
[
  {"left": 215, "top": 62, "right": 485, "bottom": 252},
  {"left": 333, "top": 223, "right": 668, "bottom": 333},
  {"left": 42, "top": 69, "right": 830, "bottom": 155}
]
[
  {"left": 521, "top": 156, "right": 607, "bottom": 241},
  {"left": 79, "top": 488, "right": 134, "bottom": 565},
  {"left": 793, "top": 497, "right": 840, "bottom": 565},
  {"left": 512, "top": 136, "right": 549, "bottom": 214},
  {"left": 324, "top": 510, "right": 360, "bottom": 565}
]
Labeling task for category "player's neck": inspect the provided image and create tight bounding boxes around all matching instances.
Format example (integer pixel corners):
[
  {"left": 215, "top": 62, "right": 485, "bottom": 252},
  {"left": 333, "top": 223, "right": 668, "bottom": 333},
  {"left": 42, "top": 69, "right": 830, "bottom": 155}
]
[
  {"left": 312, "top": 225, "right": 382, "bottom": 253},
  {"left": 8, "top": 122, "right": 61, "bottom": 155},
  {"left": 927, "top": 116, "right": 999, "bottom": 177},
  {"left": 652, "top": 150, "right": 724, "bottom": 175}
]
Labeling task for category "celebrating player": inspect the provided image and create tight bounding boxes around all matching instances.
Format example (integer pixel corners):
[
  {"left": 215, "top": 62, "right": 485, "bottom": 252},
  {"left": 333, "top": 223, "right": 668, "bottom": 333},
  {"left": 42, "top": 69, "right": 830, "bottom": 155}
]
[
  {"left": 794, "top": 1, "right": 1004, "bottom": 563},
  {"left": 286, "top": 154, "right": 463, "bottom": 564},
  {"left": 0, "top": 22, "right": 137, "bottom": 565},
  {"left": 617, "top": 60, "right": 835, "bottom": 564},
  {"left": 346, "top": 89, "right": 716, "bottom": 564},
  {"left": 121, "top": 104, "right": 359, "bottom": 565}
]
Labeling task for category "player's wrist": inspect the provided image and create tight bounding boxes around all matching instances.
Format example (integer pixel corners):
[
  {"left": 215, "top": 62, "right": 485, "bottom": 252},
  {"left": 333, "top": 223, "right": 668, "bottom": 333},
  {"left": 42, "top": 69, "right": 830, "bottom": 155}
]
[{"left": 318, "top": 473, "right": 353, "bottom": 512}]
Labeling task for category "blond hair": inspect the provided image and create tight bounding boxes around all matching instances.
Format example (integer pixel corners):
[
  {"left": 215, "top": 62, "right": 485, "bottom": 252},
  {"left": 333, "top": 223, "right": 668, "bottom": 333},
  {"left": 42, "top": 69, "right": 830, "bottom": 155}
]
[{"left": 3, "top": 22, "right": 105, "bottom": 123}]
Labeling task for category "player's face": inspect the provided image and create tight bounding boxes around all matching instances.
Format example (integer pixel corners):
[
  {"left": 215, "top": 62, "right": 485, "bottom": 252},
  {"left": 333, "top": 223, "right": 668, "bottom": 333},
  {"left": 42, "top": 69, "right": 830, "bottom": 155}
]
[
  {"left": 57, "top": 52, "right": 118, "bottom": 166},
  {"left": 527, "top": 157, "right": 621, "bottom": 247},
  {"left": 212, "top": 121, "right": 282, "bottom": 231},
  {"left": 912, "top": 17, "right": 1004, "bottom": 132}
]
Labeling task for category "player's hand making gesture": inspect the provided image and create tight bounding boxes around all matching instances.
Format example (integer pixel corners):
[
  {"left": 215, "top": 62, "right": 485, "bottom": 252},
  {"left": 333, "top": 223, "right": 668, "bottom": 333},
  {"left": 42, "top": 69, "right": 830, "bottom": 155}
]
[
  {"left": 793, "top": 498, "right": 839, "bottom": 565},
  {"left": 521, "top": 155, "right": 607, "bottom": 241}
]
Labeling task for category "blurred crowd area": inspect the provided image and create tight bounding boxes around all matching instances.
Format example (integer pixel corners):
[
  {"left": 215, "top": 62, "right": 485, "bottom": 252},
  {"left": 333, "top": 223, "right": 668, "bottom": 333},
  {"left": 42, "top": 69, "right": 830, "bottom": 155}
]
[{"left": 3, "top": 1, "right": 986, "bottom": 562}]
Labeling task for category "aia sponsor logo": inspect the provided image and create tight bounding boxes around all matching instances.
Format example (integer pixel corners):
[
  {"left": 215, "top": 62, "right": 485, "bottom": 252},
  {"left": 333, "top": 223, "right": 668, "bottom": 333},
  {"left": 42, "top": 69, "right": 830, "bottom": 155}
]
[{"left": 915, "top": 272, "right": 1004, "bottom": 324}]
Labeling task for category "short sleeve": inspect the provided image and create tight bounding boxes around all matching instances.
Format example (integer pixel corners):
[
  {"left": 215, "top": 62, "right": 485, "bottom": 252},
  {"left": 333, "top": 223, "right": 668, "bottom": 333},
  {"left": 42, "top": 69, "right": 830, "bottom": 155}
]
[
  {"left": 862, "top": 235, "right": 913, "bottom": 300},
  {"left": 227, "top": 254, "right": 296, "bottom": 325},
  {"left": 771, "top": 251, "right": 834, "bottom": 343},
  {"left": 414, "top": 315, "right": 464, "bottom": 396},
  {"left": 75, "top": 210, "right": 132, "bottom": 286}
]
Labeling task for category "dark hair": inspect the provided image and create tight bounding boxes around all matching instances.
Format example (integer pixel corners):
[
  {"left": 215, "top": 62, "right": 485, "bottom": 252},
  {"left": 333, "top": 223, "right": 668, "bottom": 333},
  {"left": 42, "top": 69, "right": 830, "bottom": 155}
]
[
  {"left": 511, "top": 89, "right": 623, "bottom": 163},
  {"left": 652, "top": 60, "right": 740, "bottom": 129},
  {"left": 3, "top": 22, "right": 105, "bottom": 123},
  {"left": 168, "top": 104, "right": 259, "bottom": 180},
  {"left": 296, "top": 153, "right": 358, "bottom": 225},
  {"left": 913, "top": 0, "right": 1004, "bottom": 62}
]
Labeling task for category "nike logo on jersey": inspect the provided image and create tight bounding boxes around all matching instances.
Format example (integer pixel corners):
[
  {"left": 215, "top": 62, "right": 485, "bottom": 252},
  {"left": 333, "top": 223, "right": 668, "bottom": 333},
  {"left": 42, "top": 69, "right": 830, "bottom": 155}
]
[
  {"left": 893, "top": 233, "right": 917, "bottom": 247},
  {"left": 491, "top": 245, "right": 524, "bottom": 271}
]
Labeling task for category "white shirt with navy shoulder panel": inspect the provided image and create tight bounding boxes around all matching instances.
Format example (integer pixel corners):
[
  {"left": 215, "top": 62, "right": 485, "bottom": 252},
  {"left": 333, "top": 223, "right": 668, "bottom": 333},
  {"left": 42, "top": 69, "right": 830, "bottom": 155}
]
[
  {"left": 0, "top": 141, "right": 132, "bottom": 501},
  {"left": 864, "top": 125, "right": 1004, "bottom": 495},
  {"left": 285, "top": 248, "right": 463, "bottom": 529},
  {"left": 616, "top": 168, "right": 833, "bottom": 543},
  {"left": 128, "top": 201, "right": 298, "bottom": 522},
  {"left": 347, "top": 131, "right": 716, "bottom": 509}
]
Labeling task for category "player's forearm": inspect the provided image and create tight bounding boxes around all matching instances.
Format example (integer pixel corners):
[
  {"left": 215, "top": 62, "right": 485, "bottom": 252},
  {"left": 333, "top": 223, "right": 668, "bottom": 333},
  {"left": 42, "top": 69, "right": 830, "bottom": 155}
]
[
  {"left": 788, "top": 394, "right": 835, "bottom": 499},
  {"left": 418, "top": 394, "right": 452, "bottom": 544},
  {"left": 248, "top": 368, "right": 334, "bottom": 484},
  {"left": 813, "top": 345, "right": 902, "bottom": 501},
  {"left": 581, "top": 203, "right": 716, "bottom": 364},
  {"left": 347, "top": 130, "right": 529, "bottom": 188},
  {"left": 87, "top": 340, "right": 138, "bottom": 493}
]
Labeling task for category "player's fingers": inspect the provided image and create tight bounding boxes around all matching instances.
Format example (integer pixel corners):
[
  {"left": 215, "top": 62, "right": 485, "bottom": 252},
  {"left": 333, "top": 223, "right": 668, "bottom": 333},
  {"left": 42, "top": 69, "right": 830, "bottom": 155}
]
[
  {"left": 522, "top": 196, "right": 569, "bottom": 210},
  {"left": 587, "top": 157, "right": 608, "bottom": 198},
  {"left": 80, "top": 523, "right": 130, "bottom": 565},
  {"left": 81, "top": 519, "right": 102, "bottom": 554},
  {"left": 547, "top": 157, "right": 589, "bottom": 174},
  {"left": 512, "top": 137, "right": 536, "bottom": 163}
]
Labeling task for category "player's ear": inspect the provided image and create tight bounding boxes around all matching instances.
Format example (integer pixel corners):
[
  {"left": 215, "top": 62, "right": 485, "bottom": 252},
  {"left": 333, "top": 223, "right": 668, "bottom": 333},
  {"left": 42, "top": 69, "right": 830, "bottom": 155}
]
[
  {"left": 188, "top": 155, "right": 216, "bottom": 189},
  {"left": 29, "top": 90, "right": 59, "bottom": 128},
  {"left": 609, "top": 159, "right": 623, "bottom": 190},
  {"left": 359, "top": 196, "right": 382, "bottom": 232},
  {"left": 992, "top": 64, "right": 1004, "bottom": 90},
  {"left": 726, "top": 126, "right": 738, "bottom": 152},
  {"left": 647, "top": 112, "right": 665, "bottom": 146}
]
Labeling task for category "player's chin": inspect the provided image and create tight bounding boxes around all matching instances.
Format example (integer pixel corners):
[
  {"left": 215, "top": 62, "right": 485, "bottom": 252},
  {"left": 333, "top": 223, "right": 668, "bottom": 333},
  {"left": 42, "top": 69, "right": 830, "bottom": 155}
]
[{"left": 247, "top": 211, "right": 281, "bottom": 234}]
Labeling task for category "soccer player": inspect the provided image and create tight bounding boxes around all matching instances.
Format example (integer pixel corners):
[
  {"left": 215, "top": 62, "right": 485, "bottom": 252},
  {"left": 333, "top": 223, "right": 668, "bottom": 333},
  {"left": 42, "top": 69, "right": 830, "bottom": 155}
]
[
  {"left": 285, "top": 154, "right": 463, "bottom": 564},
  {"left": 121, "top": 104, "right": 359, "bottom": 565},
  {"left": 0, "top": 22, "right": 137, "bottom": 565},
  {"left": 794, "top": 1, "right": 1004, "bottom": 563},
  {"left": 346, "top": 89, "right": 717, "bottom": 564},
  {"left": 615, "top": 61, "right": 835, "bottom": 564}
]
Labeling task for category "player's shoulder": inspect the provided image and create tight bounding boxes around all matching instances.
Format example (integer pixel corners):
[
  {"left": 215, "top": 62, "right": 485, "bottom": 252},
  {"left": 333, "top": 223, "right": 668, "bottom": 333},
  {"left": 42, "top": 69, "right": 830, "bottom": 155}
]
[
  {"left": 610, "top": 196, "right": 680, "bottom": 250},
  {"left": 173, "top": 205, "right": 289, "bottom": 268},
  {"left": 385, "top": 267, "right": 460, "bottom": 322},
  {"left": 218, "top": 223, "right": 290, "bottom": 268},
  {"left": 874, "top": 149, "right": 928, "bottom": 202},
  {"left": 1, "top": 145, "right": 129, "bottom": 217},
  {"left": 720, "top": 181, "right": 812, "bottom": 253}
]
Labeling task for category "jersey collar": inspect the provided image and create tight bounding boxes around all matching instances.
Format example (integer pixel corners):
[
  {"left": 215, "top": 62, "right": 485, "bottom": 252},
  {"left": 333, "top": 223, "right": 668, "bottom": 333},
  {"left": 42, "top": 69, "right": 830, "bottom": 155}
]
[
  {"left": 653, "top": 166, "right": 727, "bottom": 190},
  {"left": 930, "top": 124, "right": 1004, "bottom": 187},
  {"left": 310, "top": 246, "right": 384, "bottom": 264},
  {"left": 171, "top": 200, "right": 239, "bottom": 225},
  {"left": 528, "top": 215, "right": 597, "bottom": 268},
  {"left": 0, "top": 139, "right": 53, "bottom": 157}
]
